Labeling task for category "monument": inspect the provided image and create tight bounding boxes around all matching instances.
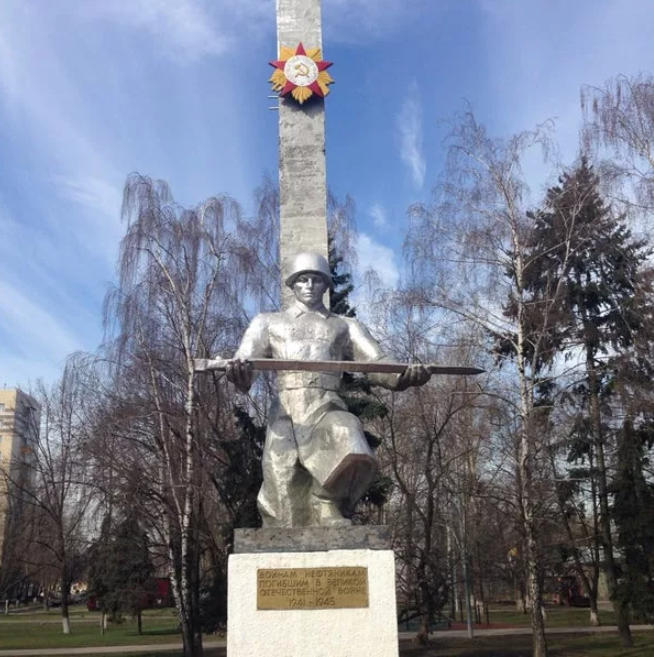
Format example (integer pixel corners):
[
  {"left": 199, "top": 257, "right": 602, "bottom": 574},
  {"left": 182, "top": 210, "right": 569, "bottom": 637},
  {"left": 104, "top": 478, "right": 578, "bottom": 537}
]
[
  {"left": 197, "top": 251, "right": 448, "bottom": 655},
  {"left": 224, "top": 251, "right": 431, "bottom": 528},
  {"left": 193, "top": 1, "right": 482, "bottom": 654},
  {"left": 218, "top": 251, "right": 432, "bottom": 657}
]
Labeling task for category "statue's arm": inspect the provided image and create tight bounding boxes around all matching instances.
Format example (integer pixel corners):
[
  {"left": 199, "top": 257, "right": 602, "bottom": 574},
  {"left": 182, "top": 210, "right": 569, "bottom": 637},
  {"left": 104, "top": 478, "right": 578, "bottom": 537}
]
[
  {"left": 225, "top": 315, "right": 271, "bottom": 393},
  {"left": 346, "top": 319, "right": 430, "bottom": 391}
]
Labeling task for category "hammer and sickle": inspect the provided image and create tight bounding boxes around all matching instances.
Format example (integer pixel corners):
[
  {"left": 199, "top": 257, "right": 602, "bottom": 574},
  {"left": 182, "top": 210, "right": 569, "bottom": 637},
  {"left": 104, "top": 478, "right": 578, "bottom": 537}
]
[{"left": 294, "top": 62, "right": 310, "bottom": 77}]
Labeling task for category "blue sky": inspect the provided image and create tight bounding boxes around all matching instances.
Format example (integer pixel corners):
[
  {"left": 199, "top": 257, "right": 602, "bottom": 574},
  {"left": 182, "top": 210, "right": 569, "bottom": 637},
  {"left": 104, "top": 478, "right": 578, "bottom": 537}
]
[{"left": 1, "top": 0, "right": 652, "bottom": 389}]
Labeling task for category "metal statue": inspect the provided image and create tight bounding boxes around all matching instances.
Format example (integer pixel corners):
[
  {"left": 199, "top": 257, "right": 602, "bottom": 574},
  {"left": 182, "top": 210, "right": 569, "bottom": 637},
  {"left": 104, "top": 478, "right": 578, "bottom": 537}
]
[{"left": 220, "top": 252, "right": 431, "bottom": 528}]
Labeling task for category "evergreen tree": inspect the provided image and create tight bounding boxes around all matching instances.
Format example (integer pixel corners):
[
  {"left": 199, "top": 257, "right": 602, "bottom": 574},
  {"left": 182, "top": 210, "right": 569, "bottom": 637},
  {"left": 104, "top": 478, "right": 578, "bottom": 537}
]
[
  {"left": 328, "top": 236, "right": 356, "bottom": 318},
  {"left": 210, "top": 408, "right": 264, "bottom": 531},
  {"left": 88, "top": 511, "right": 154, "bottom": 633},
  {"left": 521, "top": 156, "right": 654, "bottom": 643},
  {"left": 526, "top": 157, "right": 649, "bottom": 354},
  {"left": 613, "top": 417, "right": 654, "bottom": 622}
]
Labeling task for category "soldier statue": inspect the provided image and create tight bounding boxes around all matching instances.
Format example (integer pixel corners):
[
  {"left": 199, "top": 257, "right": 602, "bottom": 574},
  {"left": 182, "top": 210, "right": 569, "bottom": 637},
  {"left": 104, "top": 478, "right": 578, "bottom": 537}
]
[{"left": 225, "top": 252, "right": 431, "bottom": 528}]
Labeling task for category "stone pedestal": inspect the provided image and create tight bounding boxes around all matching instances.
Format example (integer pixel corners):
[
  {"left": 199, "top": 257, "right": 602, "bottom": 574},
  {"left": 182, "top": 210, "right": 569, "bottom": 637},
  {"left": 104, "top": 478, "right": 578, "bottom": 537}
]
[{"left": 227, "top": 527, "right": 399, "bottom": 657}]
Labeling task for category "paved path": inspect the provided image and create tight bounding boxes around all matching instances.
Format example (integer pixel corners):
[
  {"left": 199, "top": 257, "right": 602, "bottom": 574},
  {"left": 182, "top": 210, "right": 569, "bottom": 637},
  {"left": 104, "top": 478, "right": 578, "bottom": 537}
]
[
  {"left": 1, "top": 619, "right": 98, "bottom": 624},
  {"left": 415, "top": 624, "right": 654, "bottom": 638},
  {"left": 1, "top": 625, "right": 652, "bottom": 656},
  {"left": 0, "top": 640, "right": 228, "bottom": 656}
]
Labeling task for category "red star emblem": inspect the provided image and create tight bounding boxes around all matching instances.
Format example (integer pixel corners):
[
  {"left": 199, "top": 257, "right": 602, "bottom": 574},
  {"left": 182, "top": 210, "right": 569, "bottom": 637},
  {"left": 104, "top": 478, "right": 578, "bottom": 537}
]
[{"left": 269, "top": 43, "right": 334, "bottom": 105}]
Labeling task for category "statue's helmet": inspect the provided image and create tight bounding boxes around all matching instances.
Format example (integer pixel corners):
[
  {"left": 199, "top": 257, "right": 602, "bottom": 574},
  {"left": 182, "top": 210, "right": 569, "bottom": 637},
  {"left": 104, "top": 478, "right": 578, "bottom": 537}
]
[{"left": 285, "top": 252, "right": 332, "bottom": 288}]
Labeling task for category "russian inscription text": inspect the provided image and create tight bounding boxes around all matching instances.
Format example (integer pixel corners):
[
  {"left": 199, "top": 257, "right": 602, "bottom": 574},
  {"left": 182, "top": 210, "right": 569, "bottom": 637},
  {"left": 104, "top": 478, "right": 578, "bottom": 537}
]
[{"left": 257, "top": 566, "right": 369, "bottom": 610}]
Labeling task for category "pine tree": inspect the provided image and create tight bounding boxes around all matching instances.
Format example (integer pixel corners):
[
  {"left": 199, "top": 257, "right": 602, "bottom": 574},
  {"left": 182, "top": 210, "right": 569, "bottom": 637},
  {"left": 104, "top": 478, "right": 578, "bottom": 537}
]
[
  {"left": 88, "top": 511, "right": 154, "bottom": 633},
  {"left": 613, "top": 418, "right": 654, "bottom": 622},
  {"left": 210, "top": 408, "right": 264, "bottom": 531},
  {"left": 328, "top": 236, "right": 356, "bottom": 319},
  {"left": 522, "top": 156, "right": 653, "bottom": 644}
]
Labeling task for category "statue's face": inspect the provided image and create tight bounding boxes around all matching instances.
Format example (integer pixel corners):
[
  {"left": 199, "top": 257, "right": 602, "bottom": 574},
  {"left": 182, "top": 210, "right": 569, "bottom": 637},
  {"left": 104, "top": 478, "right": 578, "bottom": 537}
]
[{"left": 292, "top": 272, "right": 327, "bottom": 308}]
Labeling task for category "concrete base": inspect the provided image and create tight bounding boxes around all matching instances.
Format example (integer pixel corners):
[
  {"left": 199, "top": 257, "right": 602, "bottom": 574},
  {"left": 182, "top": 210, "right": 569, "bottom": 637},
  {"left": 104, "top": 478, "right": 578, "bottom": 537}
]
[{"left": 228, "top": 548, "right": 399, "bottom": 657}]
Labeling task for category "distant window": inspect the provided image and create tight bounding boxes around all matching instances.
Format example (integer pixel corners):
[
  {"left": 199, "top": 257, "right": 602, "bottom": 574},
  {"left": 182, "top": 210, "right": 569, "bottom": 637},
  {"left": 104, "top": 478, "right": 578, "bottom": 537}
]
[{"left": 0, "top": 403, "right": 5, "bottom": 413}]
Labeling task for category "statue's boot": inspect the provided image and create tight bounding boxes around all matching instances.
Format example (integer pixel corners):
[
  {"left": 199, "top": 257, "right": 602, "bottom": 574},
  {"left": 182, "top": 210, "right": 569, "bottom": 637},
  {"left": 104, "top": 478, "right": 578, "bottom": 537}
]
[{"left": 311, "top": 486, "right": 351, "bottom": 527}]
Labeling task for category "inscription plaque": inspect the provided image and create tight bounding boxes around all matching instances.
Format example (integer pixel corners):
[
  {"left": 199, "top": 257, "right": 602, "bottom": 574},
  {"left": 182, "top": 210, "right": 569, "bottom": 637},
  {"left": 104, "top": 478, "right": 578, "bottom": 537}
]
[{"left": 257, "top": 566, "right": 368, "bottom": 610}]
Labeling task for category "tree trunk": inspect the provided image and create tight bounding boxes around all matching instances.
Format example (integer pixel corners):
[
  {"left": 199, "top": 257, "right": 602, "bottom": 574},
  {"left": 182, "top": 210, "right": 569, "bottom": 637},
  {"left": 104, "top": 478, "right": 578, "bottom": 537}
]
[
  {"left": 596, "top": 438, "right": 632, "bottom": 645},
  {"left": 170, "top": 532, "right": 204, "bottom": 657},
  {"left": 588, "top": 360, "right": 633, "bottom": 647},
  {"left": 551, "top": 458, "right": 601, "bottom": 626},
  {"left": 586, "top": 449, "right": 602, "bottom": 626},
  {"left": 589, "top": 605, "right": 600, "bottom": 627},
  {"left": 462, "top": 552, "right": 474, "bottom": 639},
  {"left": 476, "top": 541, "right": 487, "bottom": 625},
  {"left": 179, "top": 370, "right": 204, "bottom": 657},
  {"left": 524, "top": 516, "right": 547, "bottom": 657},
  {"left": 59, "top": 588, "right": 71, "bottom": 635},
  {"left": 137, "top": 610, "right": 142, "bottom": 635},
  {"left": 512, "top": 249, "right": 548, "bottom": 656},
  {"left": 446, "top": 524, "right": 458, "bottom": 621},
  {"left": 60, "top": 566, "right": 70, "bottom": 635},
  {"left": 519, "top": 389, "right": 547, "bottom": 655},
  {"left": 515, "top": 593, "right": 526, "bottom": 613},
  {"left": 181, "top": 618, "right": 203, "bottom": 657},
  {"left": 415, "top": 556, "right": 431, "bottom": 646}
]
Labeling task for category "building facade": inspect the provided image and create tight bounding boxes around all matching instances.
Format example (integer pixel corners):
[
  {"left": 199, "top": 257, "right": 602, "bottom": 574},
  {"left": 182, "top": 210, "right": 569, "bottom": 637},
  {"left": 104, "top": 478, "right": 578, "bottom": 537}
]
[{"left": 0, "top": 389, "right": 40, "bottom": 587}]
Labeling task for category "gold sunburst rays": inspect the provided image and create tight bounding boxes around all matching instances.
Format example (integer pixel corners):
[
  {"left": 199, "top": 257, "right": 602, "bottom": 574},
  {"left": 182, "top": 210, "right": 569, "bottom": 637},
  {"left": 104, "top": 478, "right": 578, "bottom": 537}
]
[{"left": 269, "top": 43, "right": 334, "bottom": 105}]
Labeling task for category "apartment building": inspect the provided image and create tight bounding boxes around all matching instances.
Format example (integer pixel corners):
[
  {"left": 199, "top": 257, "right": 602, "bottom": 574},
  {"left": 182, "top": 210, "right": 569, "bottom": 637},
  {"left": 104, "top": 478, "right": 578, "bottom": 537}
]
[{"left": 0, "top": 389, "right": 40, "bottom": 576}]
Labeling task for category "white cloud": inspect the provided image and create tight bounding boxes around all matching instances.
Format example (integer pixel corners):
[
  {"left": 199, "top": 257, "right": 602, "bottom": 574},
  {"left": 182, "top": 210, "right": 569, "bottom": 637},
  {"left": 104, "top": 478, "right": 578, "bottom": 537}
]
[
  {"left": 354, "top": 233, "right": 399, "bottom": 289},
  {"left": 76, "top": 0, "right": 432, "bottom": 66},
  {"left": 0, "top": 280, "right": 81, "bottom": 359},
  {"left": 0, "top": 5, "right": 123, "bottom": 184},
  {"left": 54, "top": 175, "right": 123, "bottom": 223},
  {"left": 87, "top": 0, "right": 228, "bottom": 62},
  {"left": 397, "top": 81, "right": 426, "bottom": 189},
  {"left": 52, "top": 175, "right": 125, "bottom": 262},
  {"left": 369, "top": 204, "right": 388, "bottom": 230}
]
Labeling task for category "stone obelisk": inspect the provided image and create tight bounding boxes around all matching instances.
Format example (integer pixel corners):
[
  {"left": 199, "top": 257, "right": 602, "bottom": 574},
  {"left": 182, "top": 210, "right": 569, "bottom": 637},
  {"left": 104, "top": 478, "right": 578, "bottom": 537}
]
[
  {"left": 226, "top": 4, "right": 400, "bottom": 655},
  {"left": 276, "top": 0, "right": 329, "bottom": 307}
]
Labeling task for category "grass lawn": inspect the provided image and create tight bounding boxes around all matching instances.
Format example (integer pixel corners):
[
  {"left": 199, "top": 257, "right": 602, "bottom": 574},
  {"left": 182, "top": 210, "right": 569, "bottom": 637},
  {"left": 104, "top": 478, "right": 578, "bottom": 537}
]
[
  {"left": 1, "top": 605, "right": 650, "bottom": 655},
  {"left": 400, "top": 633, "right": 654, "bottom": 656},
  {"left": 0, "top": 607, "right": 182, "bottom": 650},
  {"left": 63, "top": 633, "right": 654, "bottom": 657},
  {"left": 479, "top": 605, "right": 618, "bottom": 628},
  {"left": 399, "top": 605, "right": 620, "bottom": 633}
]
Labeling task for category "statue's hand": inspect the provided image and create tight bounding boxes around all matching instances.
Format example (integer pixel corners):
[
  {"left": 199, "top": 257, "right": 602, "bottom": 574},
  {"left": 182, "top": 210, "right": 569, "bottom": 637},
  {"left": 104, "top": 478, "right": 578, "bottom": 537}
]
[
  {"left": 396, "top": 363, "right": 431, "bottom": 391},
  {"left": 225, "top": 358, "right": 254, "bottom": 393}
]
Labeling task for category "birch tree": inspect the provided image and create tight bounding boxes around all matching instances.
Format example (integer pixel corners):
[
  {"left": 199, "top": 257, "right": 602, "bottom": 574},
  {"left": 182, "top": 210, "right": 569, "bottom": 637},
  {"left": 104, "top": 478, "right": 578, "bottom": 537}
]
[
  {"left": 531, "top": 157, "right": 654, "bottom": 644},
  {"left": 404, "top": 110, "right": 563, "bottom": 657},
  {"left": 5, "top": 359, "right": 96, "bottom": 633},
  {"left": 581, "top": 74, "right": 654, "bottom": 211},
  {"left": 102, "top": 173, "right": 268, "bottom": 657}
]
